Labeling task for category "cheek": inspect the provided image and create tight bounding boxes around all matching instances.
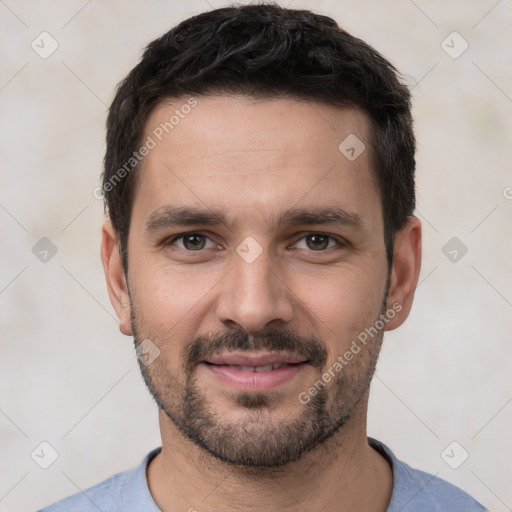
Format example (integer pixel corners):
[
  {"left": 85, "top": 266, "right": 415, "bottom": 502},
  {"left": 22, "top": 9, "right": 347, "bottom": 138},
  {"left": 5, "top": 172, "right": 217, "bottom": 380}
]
[
  {"left": 291, "top": 265, "right": 384, "bottom": 352},
  {"left": 132, "top": 259, "right": 224, "bottom": 334}
]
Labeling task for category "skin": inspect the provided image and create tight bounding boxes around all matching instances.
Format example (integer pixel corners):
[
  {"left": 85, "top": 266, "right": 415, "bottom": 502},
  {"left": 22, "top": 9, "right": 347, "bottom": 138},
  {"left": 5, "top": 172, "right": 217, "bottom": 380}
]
[{"left": 101, "top": 95, "right": 422, "bottom": 512}]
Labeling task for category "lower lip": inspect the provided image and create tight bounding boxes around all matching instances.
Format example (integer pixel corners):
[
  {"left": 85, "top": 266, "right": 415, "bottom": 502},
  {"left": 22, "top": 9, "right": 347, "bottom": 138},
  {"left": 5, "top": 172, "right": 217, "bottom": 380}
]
[{"left": 202, "top": 363, "right": 308, "bottom": 391}]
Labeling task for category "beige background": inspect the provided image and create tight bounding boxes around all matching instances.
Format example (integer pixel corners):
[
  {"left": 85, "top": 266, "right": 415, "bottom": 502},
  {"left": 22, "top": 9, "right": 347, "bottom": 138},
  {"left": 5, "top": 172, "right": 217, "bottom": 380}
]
[{"left": 1, "top": 1, "right": 511, "bottom": 510}]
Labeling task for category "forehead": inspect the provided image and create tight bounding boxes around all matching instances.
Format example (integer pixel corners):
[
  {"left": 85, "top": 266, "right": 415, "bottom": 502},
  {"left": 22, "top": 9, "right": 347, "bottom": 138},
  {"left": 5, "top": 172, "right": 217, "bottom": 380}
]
[{"left": 131, "top": 95, "right": 381, "bottom": 232}]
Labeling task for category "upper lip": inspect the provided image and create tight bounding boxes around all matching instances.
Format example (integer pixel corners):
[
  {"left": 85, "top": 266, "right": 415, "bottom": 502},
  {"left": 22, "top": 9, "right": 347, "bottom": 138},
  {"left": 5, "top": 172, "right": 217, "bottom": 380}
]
[{"left": 204, "top": 351, "right": 308, "bottom": 366}]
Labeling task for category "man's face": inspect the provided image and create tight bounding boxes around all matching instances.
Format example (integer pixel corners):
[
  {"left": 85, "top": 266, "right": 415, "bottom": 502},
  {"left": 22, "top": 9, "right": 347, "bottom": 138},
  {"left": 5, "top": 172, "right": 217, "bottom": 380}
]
[{"left": 119, "top": 96, "right": 393, "bottom": 467}]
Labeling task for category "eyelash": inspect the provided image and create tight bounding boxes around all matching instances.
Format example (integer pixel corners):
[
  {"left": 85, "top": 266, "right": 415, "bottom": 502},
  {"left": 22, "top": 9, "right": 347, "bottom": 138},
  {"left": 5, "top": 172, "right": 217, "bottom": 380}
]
[{"left": 163, "top": 231, "right": 346, "bottom": 252}]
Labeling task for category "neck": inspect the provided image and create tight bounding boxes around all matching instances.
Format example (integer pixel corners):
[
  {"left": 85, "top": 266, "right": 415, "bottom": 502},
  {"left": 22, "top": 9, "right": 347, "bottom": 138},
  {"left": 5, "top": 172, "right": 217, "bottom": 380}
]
[{"left": 147, "top": 391, "right": 393, "bottom": 512}]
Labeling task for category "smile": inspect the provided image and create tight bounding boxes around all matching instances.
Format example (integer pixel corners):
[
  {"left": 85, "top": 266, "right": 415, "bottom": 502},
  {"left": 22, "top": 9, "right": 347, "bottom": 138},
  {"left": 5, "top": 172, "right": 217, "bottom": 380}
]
[
  {"left": 201, "top": 353, "right": 309, "bottom": 391},
  {"left": 209, "top": 363, "right": 296, "bottom": 372}
]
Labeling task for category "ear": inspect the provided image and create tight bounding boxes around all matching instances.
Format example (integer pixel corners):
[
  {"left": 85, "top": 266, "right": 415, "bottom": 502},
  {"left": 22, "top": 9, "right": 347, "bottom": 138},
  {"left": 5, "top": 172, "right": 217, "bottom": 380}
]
[
  {"left": 100, "top": 219, "right": 133, "bottom": 336},
  {"left": 384, "top": 216, "right": 422, "bottom": 331}
]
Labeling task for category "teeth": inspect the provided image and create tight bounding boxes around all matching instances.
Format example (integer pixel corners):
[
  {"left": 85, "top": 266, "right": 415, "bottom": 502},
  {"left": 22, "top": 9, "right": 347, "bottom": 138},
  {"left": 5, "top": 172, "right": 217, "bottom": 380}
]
[
  {"left": 254, "top": 364, "right": 273, "bottom": 373},
  {"left": 224, "top": 363, "right": 291, "bottom": 372}
]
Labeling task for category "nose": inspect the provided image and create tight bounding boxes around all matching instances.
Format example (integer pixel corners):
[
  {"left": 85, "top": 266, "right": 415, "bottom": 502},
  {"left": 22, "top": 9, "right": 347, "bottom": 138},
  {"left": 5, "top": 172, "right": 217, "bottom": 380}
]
[{"left": 215, "top": 247, "right": 294, "bottom": 334}]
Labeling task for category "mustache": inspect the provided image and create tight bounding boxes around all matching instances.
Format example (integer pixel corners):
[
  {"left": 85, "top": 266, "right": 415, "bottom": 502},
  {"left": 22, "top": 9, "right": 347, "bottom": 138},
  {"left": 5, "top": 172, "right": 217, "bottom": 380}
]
[{"left": 184, "top": 329, "right": 328, "bottom": 373}]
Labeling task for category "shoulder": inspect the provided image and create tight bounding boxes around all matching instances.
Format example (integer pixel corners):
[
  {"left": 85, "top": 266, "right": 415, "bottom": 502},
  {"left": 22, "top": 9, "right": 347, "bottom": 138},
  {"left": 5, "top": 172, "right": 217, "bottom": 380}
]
[
  {"left": 36, "top": 470, "right": 125, "bottom": 512},
  {"left": 369, "top": 438, "right": 488, "bottom": 512},
  {"left": 36, "top": 448, "right": 162, "bottom": 512}
]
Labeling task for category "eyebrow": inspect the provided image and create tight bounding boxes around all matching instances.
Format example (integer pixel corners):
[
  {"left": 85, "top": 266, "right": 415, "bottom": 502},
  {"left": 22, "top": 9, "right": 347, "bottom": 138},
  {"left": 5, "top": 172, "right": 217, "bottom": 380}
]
[{"left": 145, "top": 205, "right": 363, "bottom": 234}]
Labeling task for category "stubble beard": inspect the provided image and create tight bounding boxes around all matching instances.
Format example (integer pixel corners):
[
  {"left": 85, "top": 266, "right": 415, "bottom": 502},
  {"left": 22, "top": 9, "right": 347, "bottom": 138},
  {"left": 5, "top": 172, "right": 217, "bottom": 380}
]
[{"left": 130, "top": 289, "right": 388, "bottom": 468}]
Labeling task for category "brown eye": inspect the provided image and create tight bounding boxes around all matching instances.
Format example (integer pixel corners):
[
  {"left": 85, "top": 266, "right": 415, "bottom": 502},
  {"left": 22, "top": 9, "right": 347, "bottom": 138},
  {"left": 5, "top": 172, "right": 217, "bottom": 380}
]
[
  {"left": 305, "top": 234, "right": 331, "bottom": 250},
  {"left": 182, "top": 234, "right": 206, "bottom": 250},
  {"left": 291, "top": 233, "right": 346, "bottom": 252},
  {"left": 170, "top": 233, "right": 216, "bottom": 251}
]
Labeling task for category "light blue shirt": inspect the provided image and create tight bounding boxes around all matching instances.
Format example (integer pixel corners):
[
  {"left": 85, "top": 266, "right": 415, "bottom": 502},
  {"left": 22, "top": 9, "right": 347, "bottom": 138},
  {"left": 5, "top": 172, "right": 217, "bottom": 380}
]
[{"left": 37, "top": 438, "right": 487, "bottom": 511}]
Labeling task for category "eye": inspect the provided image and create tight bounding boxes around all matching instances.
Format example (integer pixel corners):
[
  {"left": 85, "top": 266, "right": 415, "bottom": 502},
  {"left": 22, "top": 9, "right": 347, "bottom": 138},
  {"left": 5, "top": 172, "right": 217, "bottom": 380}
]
[
  {"left": 293, "top": 233, "right": 341, "bottom": 251},
  {"left": 164, "top": 232, "right": 343, "bottom": 253},
  {"left": 168, "top": 232, "right": 218, "bottom": 251}
]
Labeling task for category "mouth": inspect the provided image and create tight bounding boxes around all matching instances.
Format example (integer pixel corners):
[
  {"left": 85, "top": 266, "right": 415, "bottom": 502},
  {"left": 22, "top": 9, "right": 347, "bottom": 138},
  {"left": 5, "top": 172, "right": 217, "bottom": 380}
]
[
  {"left": 205, "top": 362, "right": 300, "bottom": 372},
  {"left": 201, "top": 352, "right": 310, "bottom": 391}
]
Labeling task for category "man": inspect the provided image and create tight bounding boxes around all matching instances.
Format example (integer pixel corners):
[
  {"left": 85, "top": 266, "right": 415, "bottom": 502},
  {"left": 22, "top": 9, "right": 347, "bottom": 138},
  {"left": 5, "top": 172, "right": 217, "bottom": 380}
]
[{"left": 39, "top": 4, "right": 487, "bottom": 511}]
